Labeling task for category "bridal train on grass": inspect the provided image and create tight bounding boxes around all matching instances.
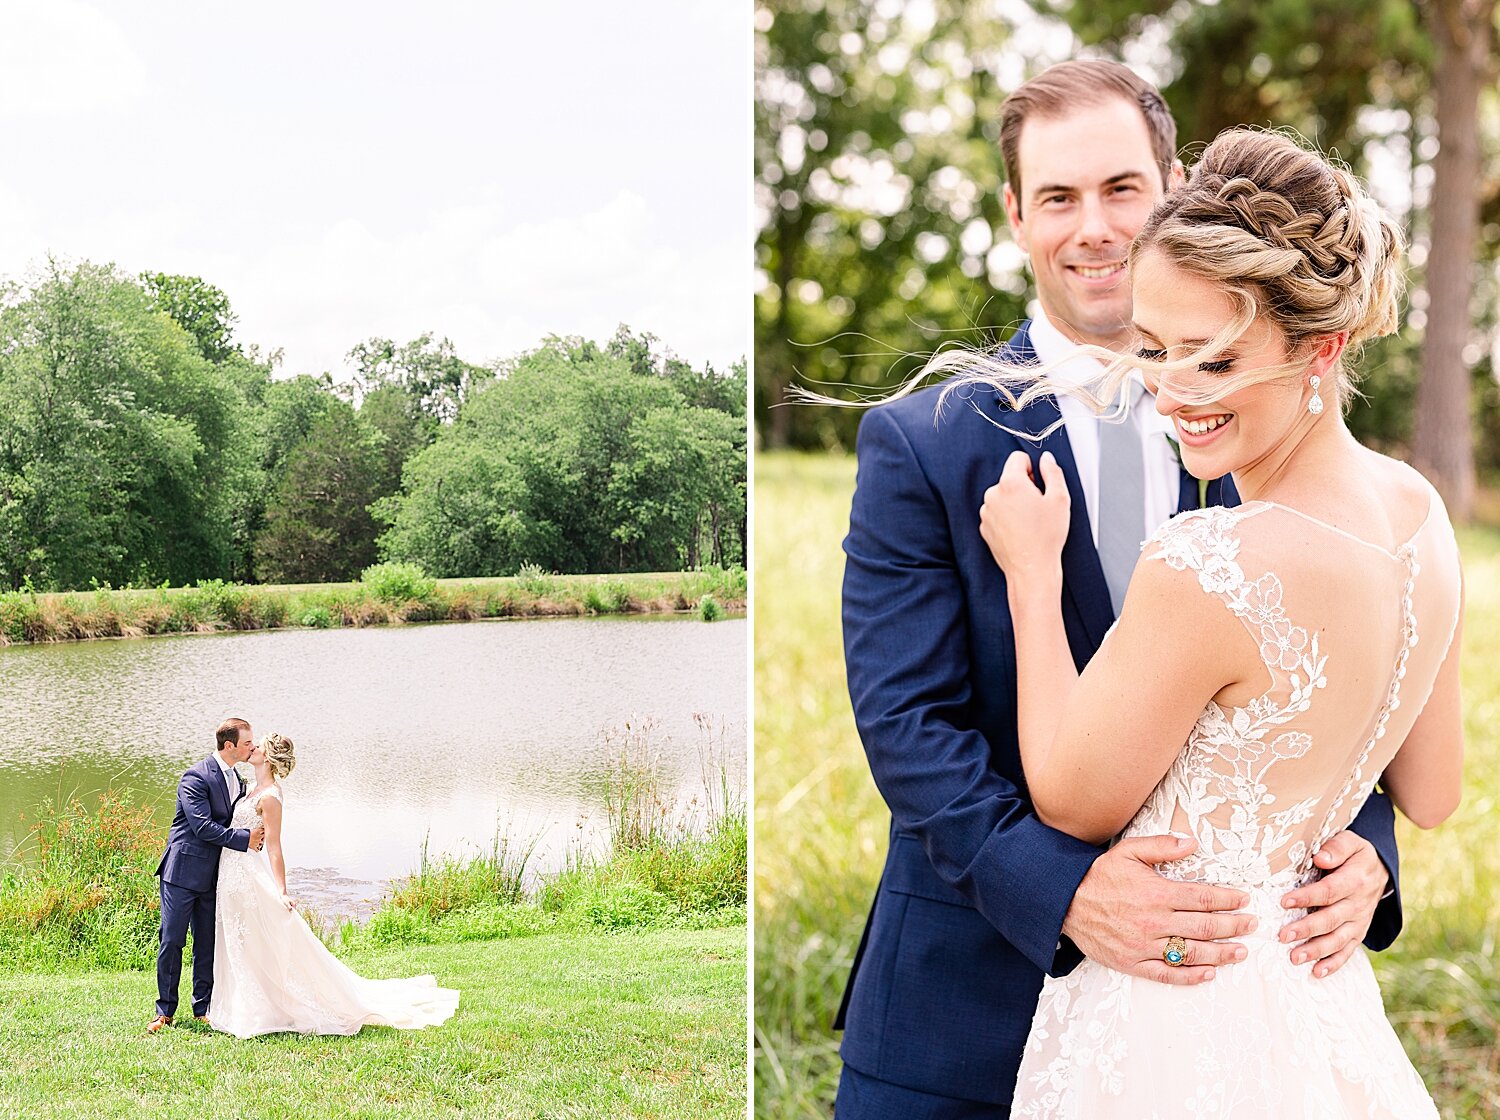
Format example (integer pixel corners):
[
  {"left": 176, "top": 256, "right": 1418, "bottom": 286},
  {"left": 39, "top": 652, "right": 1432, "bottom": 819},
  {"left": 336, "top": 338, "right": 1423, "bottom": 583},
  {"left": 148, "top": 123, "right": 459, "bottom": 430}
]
[{"left": 209, "top": 784, "right": 460, "bottom": 1039}]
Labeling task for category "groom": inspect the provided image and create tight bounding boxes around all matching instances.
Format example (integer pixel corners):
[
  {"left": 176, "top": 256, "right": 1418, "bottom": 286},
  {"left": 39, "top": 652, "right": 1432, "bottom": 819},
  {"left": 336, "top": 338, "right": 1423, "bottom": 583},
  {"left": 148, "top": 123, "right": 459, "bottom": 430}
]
[
  {"left": 148, "top": 717, "right": 265, "bottom": 1034},
  {"left": 834, "top": 60, "right": 1403, "bottom": 1115}
]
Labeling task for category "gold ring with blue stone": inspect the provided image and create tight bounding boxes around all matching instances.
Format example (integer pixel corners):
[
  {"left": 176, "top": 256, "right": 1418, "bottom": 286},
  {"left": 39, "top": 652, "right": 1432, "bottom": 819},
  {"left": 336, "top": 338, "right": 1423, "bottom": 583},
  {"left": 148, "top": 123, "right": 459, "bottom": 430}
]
[{"left": 1164, "top": 935, "right": 1188, "bottom": 966}]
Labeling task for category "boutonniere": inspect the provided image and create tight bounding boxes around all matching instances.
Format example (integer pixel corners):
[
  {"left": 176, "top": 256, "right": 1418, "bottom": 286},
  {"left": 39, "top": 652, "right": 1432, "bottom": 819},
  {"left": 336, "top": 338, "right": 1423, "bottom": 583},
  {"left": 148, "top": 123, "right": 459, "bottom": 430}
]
[{"left": 1165, "top": 434, "right": 1210, "bottom": 510}]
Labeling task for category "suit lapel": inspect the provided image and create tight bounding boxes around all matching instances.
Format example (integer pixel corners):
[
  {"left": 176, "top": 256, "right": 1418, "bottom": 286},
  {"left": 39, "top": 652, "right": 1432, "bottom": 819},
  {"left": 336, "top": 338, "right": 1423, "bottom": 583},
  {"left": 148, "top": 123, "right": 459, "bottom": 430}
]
[
  {"left": 1177, "top": 468, "right": 1242, "bottom": 512},
  {"left": 204, "top": 756, "right": 241, "bottom": 818},
  {"left": 201, "top": 757, "right": 227, "bottom": 819},
  {"left": 1009, "top": 395, "right": 1115, "bottom": 652},
  {"left": 1177, "top": 467, "right": 1200, "bottom": 514}
]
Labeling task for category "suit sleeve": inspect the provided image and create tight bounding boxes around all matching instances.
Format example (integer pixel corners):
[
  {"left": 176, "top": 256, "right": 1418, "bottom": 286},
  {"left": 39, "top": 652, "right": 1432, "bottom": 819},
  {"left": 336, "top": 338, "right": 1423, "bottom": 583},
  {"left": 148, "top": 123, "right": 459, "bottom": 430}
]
[
  {"left": 1347, "top": 790, "right": 1403, "bottom": 950},
  {"left": 181, "top": 771, "right": 251, "bottom": 852},
  {"left": 843, "top": 407, "right": 1102, "bottom": 976}
]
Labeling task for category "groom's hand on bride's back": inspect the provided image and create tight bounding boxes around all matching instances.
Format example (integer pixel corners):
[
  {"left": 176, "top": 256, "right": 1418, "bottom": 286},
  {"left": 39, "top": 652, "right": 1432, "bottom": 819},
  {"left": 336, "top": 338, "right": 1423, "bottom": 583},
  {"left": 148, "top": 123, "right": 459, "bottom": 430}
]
[
  {"left": 249, "top": 825, "right": 265, "bottom": 850},
  {"left": 1276, "top": 830, "right": 1388, "bottom": 979},
  {"left": 1061, "top": 834, "right": 1254, "bottom": 986}
]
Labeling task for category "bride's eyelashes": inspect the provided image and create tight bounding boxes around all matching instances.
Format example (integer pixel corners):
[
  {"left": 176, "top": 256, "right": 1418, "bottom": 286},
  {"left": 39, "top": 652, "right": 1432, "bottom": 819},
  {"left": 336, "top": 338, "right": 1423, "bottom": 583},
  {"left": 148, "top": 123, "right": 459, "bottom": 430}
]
[{"left": 1134, "top": 346, "right": 1234, "bottom": 374}]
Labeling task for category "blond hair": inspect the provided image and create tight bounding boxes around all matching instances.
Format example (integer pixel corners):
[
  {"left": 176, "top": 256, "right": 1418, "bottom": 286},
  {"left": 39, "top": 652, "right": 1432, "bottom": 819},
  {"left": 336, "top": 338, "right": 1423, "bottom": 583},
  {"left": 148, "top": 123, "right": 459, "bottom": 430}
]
[{"left": 261, "top": 732, "right": 296, "bottom": 780}]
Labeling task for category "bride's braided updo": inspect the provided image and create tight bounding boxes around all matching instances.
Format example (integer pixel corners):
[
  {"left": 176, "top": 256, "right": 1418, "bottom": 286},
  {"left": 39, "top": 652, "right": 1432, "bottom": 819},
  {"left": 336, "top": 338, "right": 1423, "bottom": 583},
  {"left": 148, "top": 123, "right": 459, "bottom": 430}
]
[
  {"left": 1128, "top": 128, "right": 1405, "bottom": 408},
  {"left": 261, "top": 732, "right": 296, "bottom": 780}
]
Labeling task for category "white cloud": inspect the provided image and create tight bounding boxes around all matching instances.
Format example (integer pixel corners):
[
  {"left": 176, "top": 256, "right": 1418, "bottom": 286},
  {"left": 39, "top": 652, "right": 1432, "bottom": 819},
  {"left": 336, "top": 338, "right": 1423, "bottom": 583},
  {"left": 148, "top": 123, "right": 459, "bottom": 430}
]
[
  {"left": 0, "top": 0, "right": 147, "bottom": 118},
  {"left": 0, "top": 2, "right": 749, "bottom": 375}
]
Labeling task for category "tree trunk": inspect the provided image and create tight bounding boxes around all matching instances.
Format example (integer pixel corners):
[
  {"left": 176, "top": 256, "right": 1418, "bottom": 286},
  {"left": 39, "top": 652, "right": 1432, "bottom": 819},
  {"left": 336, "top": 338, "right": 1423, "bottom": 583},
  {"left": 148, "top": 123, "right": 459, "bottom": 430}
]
[{"left": 1412, "top": 0, "right": 1493, "bottom": 522}]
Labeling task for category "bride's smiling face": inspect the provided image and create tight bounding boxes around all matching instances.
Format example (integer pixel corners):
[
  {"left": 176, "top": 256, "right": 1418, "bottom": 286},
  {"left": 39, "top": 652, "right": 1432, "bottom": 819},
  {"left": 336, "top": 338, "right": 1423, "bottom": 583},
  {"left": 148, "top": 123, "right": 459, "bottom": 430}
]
[{"left": 1130, "top": 248, "right": 1311, "bottom": 480}]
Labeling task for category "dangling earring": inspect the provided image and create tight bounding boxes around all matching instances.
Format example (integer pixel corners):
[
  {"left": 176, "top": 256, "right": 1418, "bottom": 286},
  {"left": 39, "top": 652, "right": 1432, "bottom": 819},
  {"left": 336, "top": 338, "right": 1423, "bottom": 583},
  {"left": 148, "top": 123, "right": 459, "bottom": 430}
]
[{"left": 1308, "top": 374, "right": 1324, "bottom": 415}]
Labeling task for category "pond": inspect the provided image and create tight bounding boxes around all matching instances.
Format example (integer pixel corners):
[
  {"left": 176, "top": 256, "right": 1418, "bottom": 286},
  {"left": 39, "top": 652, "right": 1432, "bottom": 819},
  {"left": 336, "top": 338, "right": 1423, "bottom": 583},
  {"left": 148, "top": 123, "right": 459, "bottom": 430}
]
[{"left": 0, "top": 617, "right": 745, "bottom": 921}]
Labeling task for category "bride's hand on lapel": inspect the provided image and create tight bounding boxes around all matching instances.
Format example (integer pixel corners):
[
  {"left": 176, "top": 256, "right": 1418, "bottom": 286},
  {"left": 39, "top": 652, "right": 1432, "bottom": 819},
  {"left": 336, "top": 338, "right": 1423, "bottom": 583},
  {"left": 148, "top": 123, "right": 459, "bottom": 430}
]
[{"left": 980, "top": 450, "right": 1070, "bottom": 589}]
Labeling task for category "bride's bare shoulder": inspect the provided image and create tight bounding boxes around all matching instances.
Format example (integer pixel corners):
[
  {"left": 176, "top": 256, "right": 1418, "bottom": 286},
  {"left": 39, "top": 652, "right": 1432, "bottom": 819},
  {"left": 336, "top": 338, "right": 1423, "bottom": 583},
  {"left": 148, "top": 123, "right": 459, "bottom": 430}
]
[{"left": 1361, "top": 448, "right": 1444, "bottom": 531}]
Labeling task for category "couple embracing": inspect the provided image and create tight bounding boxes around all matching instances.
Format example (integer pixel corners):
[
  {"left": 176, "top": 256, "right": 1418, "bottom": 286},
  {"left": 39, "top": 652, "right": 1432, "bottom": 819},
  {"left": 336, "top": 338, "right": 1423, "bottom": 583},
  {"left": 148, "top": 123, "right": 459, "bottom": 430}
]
[
  {"left": 149, "top": 717, "right": 459, "bottom": 1039},
  {"left": 832, "top": 61, "right": 1461, "bottom": 1117}
]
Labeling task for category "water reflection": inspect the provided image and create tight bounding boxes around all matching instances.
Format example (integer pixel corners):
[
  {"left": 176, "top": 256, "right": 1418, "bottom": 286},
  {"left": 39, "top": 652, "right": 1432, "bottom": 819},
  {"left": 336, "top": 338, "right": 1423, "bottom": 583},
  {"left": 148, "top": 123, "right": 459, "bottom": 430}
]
[{"left": 0, "top": 618, "right": 746, "bottom": 894}]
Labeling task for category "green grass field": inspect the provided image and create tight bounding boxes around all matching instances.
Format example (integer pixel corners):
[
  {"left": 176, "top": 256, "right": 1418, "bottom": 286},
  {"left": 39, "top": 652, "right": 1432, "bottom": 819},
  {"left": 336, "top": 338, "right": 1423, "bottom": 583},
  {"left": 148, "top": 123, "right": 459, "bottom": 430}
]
[
  {"left": 753, "top": 451, "right": 1500, "bottom": 1120},
  {"left": 0, "top": 927, "right": 745, "bottom": 1119}
]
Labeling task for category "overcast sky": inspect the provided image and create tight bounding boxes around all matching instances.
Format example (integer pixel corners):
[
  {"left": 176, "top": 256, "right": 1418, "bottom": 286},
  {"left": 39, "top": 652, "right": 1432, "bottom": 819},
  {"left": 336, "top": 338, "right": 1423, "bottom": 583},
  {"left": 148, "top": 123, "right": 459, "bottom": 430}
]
[{"left": 0, "top": 1, "right": 749, "bottom": 380}]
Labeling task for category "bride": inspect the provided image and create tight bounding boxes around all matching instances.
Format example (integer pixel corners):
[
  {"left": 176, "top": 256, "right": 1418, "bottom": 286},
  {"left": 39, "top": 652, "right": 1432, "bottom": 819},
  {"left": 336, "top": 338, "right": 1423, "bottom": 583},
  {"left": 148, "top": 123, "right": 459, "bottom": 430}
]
[
  {"left": 966, "top": 129, "right": 1462, "bottom": 1116},
  {"left": 209, "top": 733, "right": 460, "bottom": 1038}
]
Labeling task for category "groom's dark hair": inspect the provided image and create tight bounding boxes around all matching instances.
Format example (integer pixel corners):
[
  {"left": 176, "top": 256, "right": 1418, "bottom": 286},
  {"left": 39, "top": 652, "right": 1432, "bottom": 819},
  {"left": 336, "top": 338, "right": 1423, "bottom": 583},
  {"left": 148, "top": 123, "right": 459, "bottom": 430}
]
[
  {"left": 215, "top": 717, "right": 251, "bottom": 752},
  {"left": 1000, "top": 59, "right": 1177, "bottom": 218}
]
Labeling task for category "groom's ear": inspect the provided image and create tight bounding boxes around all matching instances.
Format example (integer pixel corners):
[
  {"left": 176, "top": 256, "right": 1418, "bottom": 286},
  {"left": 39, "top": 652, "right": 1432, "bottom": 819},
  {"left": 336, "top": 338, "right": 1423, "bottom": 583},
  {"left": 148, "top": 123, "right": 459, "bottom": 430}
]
[{"left": 1003, "top": 182, "right": 1029, "bottom": 253}]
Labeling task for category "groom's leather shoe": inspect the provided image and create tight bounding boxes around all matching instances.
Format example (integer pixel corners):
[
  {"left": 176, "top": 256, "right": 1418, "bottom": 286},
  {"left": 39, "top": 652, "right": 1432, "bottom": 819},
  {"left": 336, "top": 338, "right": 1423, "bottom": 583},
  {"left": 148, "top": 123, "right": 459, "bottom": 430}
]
[
  {"left": 146, "top": 1015, "right": 172, "bottom": 1034},
  {"left": 193, "top": 1015, "right": 209, "bottom": 1024}
]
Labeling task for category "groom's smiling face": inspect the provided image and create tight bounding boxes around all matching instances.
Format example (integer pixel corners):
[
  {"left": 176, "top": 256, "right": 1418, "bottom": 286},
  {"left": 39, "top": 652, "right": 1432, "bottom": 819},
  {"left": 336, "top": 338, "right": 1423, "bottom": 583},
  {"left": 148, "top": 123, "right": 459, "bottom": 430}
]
[{"left": 1003, "top": 96, "right": 1176, "bottom": 351}]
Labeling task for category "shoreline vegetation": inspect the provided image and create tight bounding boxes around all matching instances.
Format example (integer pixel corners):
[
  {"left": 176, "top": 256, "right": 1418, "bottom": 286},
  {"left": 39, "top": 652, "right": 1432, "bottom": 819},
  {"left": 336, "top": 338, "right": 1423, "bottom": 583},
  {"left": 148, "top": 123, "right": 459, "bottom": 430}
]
[
  {"left": 0, "top": 720, "right": 747, "bottom": 976},
  {"left": 0, "top": 562, "right": 745, "bottom": 647}
]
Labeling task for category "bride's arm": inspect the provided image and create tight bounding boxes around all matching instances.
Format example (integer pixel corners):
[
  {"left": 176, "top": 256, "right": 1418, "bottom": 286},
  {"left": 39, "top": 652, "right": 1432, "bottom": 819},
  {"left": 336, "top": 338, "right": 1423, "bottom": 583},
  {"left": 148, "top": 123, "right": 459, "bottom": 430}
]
[
  {"left": 259, "top": 794, "right": 296, "bottom": 910},
  {"left": 1023, "top": 560, "right": 1248, "bottom": 842},
  {"left": 984, "top": 453, "right": 1246, "bottom": 843}
]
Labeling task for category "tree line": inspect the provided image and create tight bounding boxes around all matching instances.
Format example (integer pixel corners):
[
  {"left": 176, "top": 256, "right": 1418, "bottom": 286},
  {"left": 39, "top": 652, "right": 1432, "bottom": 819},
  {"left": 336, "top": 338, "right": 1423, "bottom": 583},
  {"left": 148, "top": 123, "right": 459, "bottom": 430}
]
[
  {"left": 0, "top": 259, "right": 746, "bottom": 592},
  {"left": 755, "top": 0, "right": 1498, "bottom": 520}
]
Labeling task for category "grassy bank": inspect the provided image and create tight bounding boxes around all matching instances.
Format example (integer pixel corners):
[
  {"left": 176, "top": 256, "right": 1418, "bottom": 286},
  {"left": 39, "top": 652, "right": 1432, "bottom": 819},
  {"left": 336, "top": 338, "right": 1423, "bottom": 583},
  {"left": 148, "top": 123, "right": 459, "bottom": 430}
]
[
  {"left": 0, "top": 926, "right": 745, "bottom": 1119},
  {"left": 0, "top": 782, "right": 746, "bottom": 974},
  {"left": 0, "top": 563, "right": 746, "bottom": 646},
  {"left": 1, "top": 736, "right": 747, "bottom": 1115},
  {"left": 753, "top": 451, "right": 1500, "bottom": 1120}
]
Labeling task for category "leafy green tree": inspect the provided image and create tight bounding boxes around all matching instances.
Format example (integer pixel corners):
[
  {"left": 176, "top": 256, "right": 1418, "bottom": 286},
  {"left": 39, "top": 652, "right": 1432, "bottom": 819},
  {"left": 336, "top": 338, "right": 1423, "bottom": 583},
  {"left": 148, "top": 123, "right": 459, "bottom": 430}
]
[
  {"left": 140, "top": 272, "right": 240, "bottom": 363},
  {"left": 0, "top": 260, "right": 246, "bottom": 589},
  {"left": 611, "top": 405, "right": 748, "bottom": 568},
  {"left": 755, "top": 0, "right": 1025, "bottom": 449},
  {"left": 252, "top": 402, "right": 384, "bottom": 583},
  {"left": 358, "top": 382, "right": 440, "bottom": 498},
  {"left": 348, "top": 333, "right": 488, "bottom": 424},
  {"left": 605, "top": 324, "right": 748, "bottom": 417},
  {"left": 377, "top": 336, "right": 746, "bottom": 575}
]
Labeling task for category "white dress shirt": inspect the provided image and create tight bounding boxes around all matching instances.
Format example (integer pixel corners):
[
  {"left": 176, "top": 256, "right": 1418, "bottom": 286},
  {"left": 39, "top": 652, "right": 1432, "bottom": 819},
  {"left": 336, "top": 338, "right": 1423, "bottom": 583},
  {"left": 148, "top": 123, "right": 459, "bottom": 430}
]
[
  {"left": 214, "top": 753, "right": 239, "bottom": 804},
  {"left": 1028, "top": 306, "right": 1183, "bottom": 543}
]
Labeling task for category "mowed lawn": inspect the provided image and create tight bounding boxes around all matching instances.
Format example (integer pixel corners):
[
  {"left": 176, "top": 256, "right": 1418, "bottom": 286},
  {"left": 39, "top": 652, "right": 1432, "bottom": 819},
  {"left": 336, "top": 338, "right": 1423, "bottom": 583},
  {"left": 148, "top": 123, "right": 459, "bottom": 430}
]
[
  {"left": 1, "top": 926, "right": 746, "bottom": 1119},
  {"left": 753, "top": 450, "right": 1500, "bottom": 1120}
]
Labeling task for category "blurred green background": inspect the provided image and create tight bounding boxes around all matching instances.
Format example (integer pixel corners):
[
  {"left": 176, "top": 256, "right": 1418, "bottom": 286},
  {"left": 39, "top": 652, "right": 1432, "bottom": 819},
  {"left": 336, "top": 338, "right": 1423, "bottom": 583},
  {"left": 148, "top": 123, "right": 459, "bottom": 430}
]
[{"left": 755, "top": 0, "right": 1499, "bottom": 518}]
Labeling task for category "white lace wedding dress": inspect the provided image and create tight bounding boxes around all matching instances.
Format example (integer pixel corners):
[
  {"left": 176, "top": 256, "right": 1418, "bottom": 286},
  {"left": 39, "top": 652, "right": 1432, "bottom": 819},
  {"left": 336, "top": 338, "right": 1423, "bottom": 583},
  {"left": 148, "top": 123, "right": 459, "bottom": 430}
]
[
  {"left": 1011, "top": 495, "right": 1461, "bottom": 1119},
  {"left": 209, "top": 786, "right": 460, "bottom": 1039}
]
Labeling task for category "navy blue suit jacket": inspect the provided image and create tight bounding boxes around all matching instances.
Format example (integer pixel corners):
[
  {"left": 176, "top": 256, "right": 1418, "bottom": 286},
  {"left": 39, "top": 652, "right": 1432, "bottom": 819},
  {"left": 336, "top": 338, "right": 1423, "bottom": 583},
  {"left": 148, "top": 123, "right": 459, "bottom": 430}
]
[
  {"left": 155, "top": 756, "right": 252, "bottom": 894},
  {"left": 835, "top": 321, "right": 1403, "bottom": 1104}
]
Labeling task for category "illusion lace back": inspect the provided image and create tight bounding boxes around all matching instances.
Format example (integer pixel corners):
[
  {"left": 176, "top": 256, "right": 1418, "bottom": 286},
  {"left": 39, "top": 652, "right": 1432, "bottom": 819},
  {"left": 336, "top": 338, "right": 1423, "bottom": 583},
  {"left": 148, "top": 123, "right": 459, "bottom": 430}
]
[
  {"left": 209, "top": 786, "right": 460, "bottom": 1039},
  {"left": 1012, "top": 492, "right": 1461, "bottom": 1119}
]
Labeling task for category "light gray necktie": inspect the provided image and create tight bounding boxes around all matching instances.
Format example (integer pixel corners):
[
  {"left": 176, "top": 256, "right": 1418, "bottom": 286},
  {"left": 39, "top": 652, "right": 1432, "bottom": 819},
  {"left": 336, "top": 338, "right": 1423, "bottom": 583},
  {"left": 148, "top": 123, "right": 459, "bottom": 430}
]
[{"left": 1097, "top": 379, "right": 1147, "bottom": 617}]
